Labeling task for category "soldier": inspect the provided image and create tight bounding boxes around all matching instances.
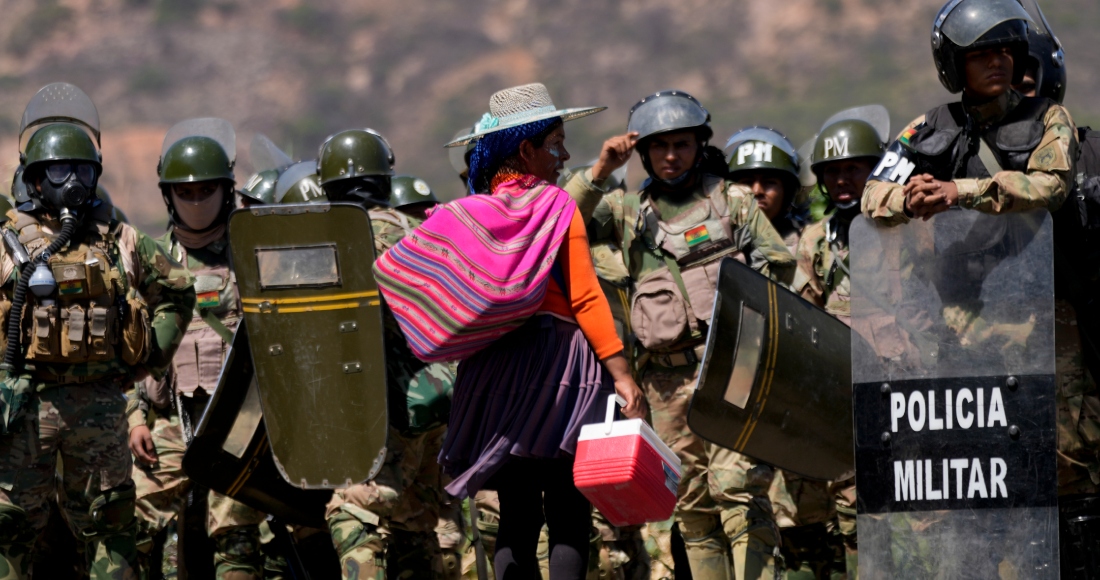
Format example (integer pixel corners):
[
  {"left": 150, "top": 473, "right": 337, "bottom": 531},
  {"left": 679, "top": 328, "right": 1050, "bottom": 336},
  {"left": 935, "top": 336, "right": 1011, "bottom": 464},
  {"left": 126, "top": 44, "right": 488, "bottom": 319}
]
[
  {"left": 861, "top": 0, "right": 1092, "bottom": 573},
  {"left": 309, "top": 128, "right": 453, "bottom": 579},
  {"left": 590, "top": 90, "right": 796, "bottom": 580},
  {"left": 725, "top": 127, "right": 807, "bottom": 253},
  {"left": 126, "top": 119, "right": 273, "bottom": 580},
  {"left": 0, "top": 86, "right": 195, "bottom": 578}
]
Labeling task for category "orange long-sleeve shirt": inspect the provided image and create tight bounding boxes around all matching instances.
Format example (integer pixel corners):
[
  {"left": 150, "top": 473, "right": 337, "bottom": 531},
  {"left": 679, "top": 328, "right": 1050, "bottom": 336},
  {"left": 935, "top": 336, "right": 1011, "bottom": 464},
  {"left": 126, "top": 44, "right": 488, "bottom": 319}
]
[{"left": 539, "top": 208, "right": 624, "bottom": 359}]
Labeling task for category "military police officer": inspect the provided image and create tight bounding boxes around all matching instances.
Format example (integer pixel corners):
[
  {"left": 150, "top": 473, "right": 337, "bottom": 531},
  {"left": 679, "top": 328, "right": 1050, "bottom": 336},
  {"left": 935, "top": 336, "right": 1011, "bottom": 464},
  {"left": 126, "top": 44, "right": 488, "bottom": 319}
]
[
  {"left": 590, "top": 90, "right": 795, "bottom": 580},
  {"left": 726, "top": 127, "right": 807, "bottom": 254},
  {"left": 0, "top": 85, "right": 195, "bottom": 579}
]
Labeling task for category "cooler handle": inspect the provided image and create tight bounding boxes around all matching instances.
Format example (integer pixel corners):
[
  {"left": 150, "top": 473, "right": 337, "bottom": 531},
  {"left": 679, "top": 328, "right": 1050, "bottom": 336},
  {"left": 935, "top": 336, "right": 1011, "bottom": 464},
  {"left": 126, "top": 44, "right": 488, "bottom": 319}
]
[{"left": 604, "top": 393, "right": 628, "bottom": 435}]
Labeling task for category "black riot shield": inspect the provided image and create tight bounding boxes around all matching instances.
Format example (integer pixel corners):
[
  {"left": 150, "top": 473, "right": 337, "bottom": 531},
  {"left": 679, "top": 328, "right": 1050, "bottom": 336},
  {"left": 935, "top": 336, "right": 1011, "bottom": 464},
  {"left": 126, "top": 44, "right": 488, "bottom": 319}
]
[
  {"left": 850, "top": 209, "right": 1058, "bottom": 578},
  {"left": 182, "top": 319, "right": 331, "bottom": 528},
  {"left": 688, "top": 258, "right": 853, "bottom": 481},
  {"left": 228, "top": 202, "right": 388, "bottom": 489}
]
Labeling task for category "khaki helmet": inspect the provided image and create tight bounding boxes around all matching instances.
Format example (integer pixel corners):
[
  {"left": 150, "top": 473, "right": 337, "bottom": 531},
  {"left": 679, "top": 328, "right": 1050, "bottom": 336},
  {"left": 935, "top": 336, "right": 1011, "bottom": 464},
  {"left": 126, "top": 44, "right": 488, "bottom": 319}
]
[{"left": 391, "top": 175, "right": 439, "bottom": 209}]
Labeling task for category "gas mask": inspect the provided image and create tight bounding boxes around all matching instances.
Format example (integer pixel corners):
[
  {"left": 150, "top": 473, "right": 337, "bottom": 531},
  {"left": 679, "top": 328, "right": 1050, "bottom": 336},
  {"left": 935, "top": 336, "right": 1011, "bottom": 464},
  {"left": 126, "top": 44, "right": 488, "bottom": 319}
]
[{"left": 33, "top": 162, "right": 97, "bottom": 211}]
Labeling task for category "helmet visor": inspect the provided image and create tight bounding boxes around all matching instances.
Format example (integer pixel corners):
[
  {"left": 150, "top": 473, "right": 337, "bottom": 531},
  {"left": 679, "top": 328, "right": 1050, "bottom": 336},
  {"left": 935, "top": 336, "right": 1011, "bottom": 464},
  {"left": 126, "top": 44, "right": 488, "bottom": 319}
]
[
  {"left": 627, "top": 91, "right": 709, "bottom": 141},
  {"left": 819, "top": 105, "right": 891, "bottom": 144},
  {"left": 250, "top": 133, "right": 294, "bottom": 173},
  {"left": 161, "top": 118, "right": 236, "bottom": 164},
  {"left": 940, "top": 0, "right": 1032, "bottom": 47},
  {"left": 19, "top": 83, "right": 101, "bottom": 147},
  {"left": 275, "top": 161, "right": 321, "bottom": 203}
]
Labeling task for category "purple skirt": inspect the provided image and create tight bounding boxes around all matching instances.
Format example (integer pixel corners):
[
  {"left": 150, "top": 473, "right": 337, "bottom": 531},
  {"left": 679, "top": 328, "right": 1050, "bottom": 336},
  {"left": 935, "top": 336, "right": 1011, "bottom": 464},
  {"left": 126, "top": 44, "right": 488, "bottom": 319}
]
[{"left": 439, "top": 314, "right": 612, "bottom": 498}]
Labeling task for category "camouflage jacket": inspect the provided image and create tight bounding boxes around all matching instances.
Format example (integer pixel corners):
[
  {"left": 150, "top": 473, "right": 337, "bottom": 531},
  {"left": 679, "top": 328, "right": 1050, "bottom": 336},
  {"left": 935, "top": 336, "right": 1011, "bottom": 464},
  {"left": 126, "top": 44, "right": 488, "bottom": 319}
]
[
  {"left": 591, "top": 175, "right": 796, "bottom": 284},
  {"left": 0, "top": 205, "right": 194, "bottom": 385},
  {"left": 792, "top": 213, "right": 852, "bottom": 324},
  {"left": 863, "top": 91, "right": 1077, "bottom": 226}
]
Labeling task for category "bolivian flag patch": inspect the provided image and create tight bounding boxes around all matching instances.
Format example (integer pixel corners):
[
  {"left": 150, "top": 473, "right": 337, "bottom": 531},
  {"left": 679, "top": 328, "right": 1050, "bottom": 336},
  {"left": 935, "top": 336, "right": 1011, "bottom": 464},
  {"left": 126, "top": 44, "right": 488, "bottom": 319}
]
[
  {"left": 59, "top": 280, "right": 84, "bottom": 295},
  {"left": 685, "top": 224, "right": 710, "bottom": 247},
  {"left": 899, "top": 127, "right": 918, "bottom": 146},
  {"left": 197, "top": 291, "right": 221, "bottom": 309}
]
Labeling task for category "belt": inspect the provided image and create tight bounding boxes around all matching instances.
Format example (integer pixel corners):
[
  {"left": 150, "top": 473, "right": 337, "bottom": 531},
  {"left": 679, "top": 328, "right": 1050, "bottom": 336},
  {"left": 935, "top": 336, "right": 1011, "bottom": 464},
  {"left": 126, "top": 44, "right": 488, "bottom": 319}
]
[
  {"left": 32, "top": 371, "right": 121, "bottom": 385},
  {"left": 641, "top": 344, "right": 707, "bottom": 369}
]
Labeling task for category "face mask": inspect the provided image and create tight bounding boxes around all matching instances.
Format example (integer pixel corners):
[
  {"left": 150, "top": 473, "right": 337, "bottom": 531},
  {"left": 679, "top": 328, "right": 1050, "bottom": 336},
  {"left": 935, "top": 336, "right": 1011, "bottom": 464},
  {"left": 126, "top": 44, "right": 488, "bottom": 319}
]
[
  {"left": 37, "top": 162, "right": 97, "bottom": 211},
  {"left": 171, "top": 185, "right": 225, "bottom": 231}
]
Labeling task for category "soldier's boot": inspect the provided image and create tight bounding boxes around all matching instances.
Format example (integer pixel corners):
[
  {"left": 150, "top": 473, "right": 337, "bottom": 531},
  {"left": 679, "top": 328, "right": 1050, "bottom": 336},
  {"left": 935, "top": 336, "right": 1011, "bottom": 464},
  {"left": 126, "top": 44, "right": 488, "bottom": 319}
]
[
  {"left": 212, "top": 525, "right": 264, "bottom": 580},
  {"left": 388, "top": 530, "right": 444, "bottom": 580},
  {"left": 328, "top": 510, "right": 385, "bottom": 580},
  {"left": 0, "top": 505, "right": 35, "bottom": 580},
  {"left": 722, "top": 504, "right": 780, "bottom": 580},
  {"left": 679, "top": 513, "right": 733, "bottom": 580},
  {"left": 84, "top": 482, "right": 140, "bottom": 580}
]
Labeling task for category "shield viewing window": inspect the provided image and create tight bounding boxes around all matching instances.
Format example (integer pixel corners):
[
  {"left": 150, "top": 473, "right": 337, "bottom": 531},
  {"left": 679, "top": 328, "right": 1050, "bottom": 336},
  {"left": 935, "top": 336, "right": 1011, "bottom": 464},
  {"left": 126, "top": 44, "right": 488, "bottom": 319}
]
[
  {"left": 255, "top": 244, "right": 341, "bottom": 289},
  {"left": 724, "top": 303, "right": 765, "bottom": 409}
]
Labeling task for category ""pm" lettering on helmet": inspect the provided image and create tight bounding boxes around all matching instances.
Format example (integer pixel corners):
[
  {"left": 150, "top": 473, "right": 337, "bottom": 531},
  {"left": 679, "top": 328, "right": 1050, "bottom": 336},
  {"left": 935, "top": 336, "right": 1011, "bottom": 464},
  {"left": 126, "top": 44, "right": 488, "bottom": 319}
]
[
  {"left": 737, "top": 142, "right": 773, "bottom": 166},
  {"left": 824, "top": 136, "right": 849, "bottom": 159}
]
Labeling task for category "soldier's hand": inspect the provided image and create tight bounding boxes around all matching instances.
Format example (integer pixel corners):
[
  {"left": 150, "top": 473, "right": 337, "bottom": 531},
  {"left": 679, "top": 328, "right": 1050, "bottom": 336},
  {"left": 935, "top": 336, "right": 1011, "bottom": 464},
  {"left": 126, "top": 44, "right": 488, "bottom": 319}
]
[
  {"left": 592, "top": 132, "right": 639, "bottom": 181},
  {"left": 906, "top": 176, "right": 958, "bottom": 221},
  {"left": 129, "top": 425, "right": 157, "bottom": 466}
]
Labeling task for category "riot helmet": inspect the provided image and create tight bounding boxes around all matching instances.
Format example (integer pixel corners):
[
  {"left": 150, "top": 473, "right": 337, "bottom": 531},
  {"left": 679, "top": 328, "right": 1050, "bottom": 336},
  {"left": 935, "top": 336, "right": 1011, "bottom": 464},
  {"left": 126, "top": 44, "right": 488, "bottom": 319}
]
[
  {"left": 627, "top": 90, "right": 713, "bottom": 186},
  {"left": 275, "top": 161, "right": 326, "bottom": 204},
  {"left": 317, "top": 128, "right": 394, "bottom": 205},
  {"left": 725, "top": 127, "right": 801, "bottom": 218},
  {"left": 158, "top": 133, "right": 236, "bottom": 232},
  {"left": 931, "top": 0, "right": 1033, "bottom": 94},
  {"left": 239, "top": 169, "right": 279, "bottom": 206},
  {"left": 21, "top": 123, "right": 102, "bottom": 213},
  {"left": 812, "top": 119, "right": 886, "bottom": 211},
  {"left": 1016, "top": 0, "right": 1065, "bottom": 103},
  {"left": 391, "top": 175, "right": 438, "bottom": 210}
]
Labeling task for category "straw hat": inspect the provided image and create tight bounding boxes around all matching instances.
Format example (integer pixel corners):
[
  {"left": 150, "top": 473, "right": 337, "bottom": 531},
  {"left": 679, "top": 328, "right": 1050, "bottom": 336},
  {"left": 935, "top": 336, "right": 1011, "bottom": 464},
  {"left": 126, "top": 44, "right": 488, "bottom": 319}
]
[{"left": 445, "top": 83, "right": 605, "bottom": 148}]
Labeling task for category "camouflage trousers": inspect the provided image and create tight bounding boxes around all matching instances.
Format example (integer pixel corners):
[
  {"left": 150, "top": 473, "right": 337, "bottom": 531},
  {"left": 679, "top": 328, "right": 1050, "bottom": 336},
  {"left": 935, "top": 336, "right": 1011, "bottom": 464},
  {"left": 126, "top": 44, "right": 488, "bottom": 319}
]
[
  {"left": 0, "top": 381, "right": 137, "bottom": 580},
  {"left": 1054, "top": 299, "right": 1100, "bottom": 496},
  {"left": 768, "top": 470, "right": 854, "bottom": 579},
  {"left": 641, "top": 365, "right": 779, "bottom": 580},
  {"left": 326, "top": 425, "right": 446, "bottom": 580},
  {"left": 131, "top": 407, "right": 268, "bottom": 579}
]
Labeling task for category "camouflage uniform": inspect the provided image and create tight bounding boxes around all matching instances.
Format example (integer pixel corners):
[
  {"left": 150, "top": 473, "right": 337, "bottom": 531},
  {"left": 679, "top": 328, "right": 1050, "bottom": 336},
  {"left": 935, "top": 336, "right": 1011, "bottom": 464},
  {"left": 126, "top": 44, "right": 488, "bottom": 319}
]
[
  {"left": 592, "top": 175, "right": 795, "bottom": 580},
  {"left": 126, "top": 231, "right": 268, "bottom": 580},
  {"left": 325, "top": 207, "right": 455, "bottom": 580},
  {"left": 0, "top": 206, "right": 195, "bottom": 579},
  {"left": 862, "top": 90, "right": 1098, "bottom": 496}
]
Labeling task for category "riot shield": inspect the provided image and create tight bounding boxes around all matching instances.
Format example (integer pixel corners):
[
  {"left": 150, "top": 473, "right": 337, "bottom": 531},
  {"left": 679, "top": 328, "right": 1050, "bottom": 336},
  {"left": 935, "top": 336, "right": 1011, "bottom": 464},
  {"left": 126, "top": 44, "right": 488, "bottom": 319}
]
[
  {"left": 182, "top": 319, "right": 331, "bottom": 527},
  {"left": 850, "top": 209, "right": 1058, "bottom": 578},
  {"left": 228, "top": 202, "right": 388, "bottom": 489},
  {"left": 688, "top": 258, "right": 853, "bottom": 481}
]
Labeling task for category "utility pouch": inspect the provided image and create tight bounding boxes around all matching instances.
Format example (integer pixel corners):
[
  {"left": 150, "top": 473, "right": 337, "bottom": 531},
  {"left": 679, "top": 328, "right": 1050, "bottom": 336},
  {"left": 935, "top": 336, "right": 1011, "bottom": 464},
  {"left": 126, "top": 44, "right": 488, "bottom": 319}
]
[
  {"left": 121, "top": 296, "right": 150, "bottom": 366},
  {"left": 679, "top": 259, "right": 725, "bottom": 326},
  {"left": 28, "top": 304, "right": 59, "bottom": 361},
  {"left": 60, "top": 304, "right": 88, "bottom": 360},
  {"left": 630, "top": 268, "right": 695, "bottom": 351},
  {"left": 86, "top": 302, "right": 116, "bottom": 361}
]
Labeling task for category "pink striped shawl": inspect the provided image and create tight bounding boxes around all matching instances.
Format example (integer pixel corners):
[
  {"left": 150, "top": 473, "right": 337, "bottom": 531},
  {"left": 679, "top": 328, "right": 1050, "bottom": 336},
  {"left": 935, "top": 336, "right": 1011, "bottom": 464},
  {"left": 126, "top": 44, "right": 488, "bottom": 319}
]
[{"left": 373, "top": 177, "right": 577, "bottom": 362}]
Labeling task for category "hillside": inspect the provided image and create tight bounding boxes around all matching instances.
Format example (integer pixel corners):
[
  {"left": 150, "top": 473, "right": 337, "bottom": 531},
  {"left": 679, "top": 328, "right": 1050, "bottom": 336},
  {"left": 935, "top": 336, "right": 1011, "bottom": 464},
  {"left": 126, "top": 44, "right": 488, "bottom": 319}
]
[{"left": 0, "top": 0, "right": 1096, "bottom": 234}]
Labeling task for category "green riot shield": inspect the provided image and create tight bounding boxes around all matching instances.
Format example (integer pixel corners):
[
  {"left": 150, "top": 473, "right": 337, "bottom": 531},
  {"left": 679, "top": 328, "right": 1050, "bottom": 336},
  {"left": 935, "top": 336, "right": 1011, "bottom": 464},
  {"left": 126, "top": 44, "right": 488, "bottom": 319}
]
[
  {"left": 228, "top": 202, "right": 388, "bottom": 489},
  {"left": 850, "top": 209, "right": 1057, "bottom": 578},
  {"left": 182, "top": 319, "right": 331, "bottom": 527},
  {"left": 688, "top": 258, "right": 853, "bottom": 481}
]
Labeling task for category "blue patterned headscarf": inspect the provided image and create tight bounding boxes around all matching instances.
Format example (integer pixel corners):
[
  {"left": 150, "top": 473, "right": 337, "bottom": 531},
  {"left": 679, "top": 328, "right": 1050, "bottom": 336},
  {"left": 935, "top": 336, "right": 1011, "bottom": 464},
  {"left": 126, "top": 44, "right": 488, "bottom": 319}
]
[{"left": 467, "top": 115, "right": 559, "bottom": 195}]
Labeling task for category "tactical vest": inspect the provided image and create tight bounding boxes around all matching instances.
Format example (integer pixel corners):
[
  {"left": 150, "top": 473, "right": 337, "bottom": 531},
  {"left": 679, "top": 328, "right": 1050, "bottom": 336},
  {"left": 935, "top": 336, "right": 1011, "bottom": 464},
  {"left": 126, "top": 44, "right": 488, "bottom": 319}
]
[
  {"left": 168, "top": 239, "right": 240, "bottom": 397},
  {"left": 622, "top": 175, "right": 747, "bottom": 353},
  {"left": 906, "top": 96, "right": 1052, "bottom": 180},
  {"left": 6, "top": 210, "right": 149, "bottom": 368}
]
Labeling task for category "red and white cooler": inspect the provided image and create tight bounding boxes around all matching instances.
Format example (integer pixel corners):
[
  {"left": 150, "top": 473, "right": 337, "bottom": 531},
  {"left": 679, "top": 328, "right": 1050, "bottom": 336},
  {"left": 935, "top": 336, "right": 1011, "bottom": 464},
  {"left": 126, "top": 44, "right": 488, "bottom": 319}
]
[{"left": 573, "top": 395, "right": 682, "bottom": 527}]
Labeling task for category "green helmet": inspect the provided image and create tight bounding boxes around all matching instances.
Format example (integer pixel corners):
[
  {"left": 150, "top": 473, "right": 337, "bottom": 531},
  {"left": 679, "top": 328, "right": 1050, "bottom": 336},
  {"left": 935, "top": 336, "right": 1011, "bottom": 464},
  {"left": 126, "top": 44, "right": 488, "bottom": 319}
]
[
  {"left": 21, "top": 123, "right": 102, "bottom": 211},
  {"left": 240, "top": 169, "right": 279, "bottom": 205},
  {"left": 724, "top": 127, "right": 801, "bottom": 202},
  {"left": 158, "top": 135, "right": 234, "bottom": 185},
  {"left": 23, "top": 123, "right": 101, "bottom": 170},
  {"left": 391, "top": 175, "right": 438, "bottom": 209},
  {"left": 276, "top": 161, "right": 327, "bottom": 204},
  {"left": 317, "top": 129, "right": 394, "bottom": 186},
  {"left": 810, "top": 118, "right": 885, "bottom": 178}
]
